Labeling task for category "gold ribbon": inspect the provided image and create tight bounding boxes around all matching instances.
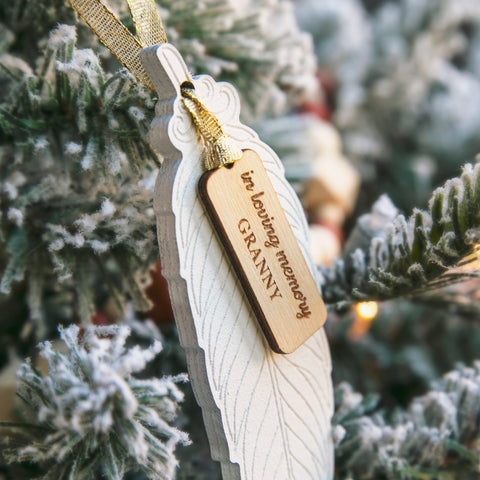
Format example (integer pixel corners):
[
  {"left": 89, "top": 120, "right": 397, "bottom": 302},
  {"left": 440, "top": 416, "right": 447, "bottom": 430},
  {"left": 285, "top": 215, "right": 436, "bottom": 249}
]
[
  {"left": 181, "top": 83, "right": 243, "bottom": 170},
  {"left": 67, "top": 0, "right": 241, "bottom": 170},
  {"left": 67, "top": 0, "right": 166, "bottom": 90},
  {"left": 127, "top": 0, "right": 167, "bottom": 46}
]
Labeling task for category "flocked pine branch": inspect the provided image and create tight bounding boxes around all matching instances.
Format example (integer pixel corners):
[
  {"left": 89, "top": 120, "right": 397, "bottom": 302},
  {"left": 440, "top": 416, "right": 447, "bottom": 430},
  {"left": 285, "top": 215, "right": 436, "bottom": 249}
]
[
  {"left": 0, "top": 24, "right": 159, "bottom": 337},
  {"left": 157, "top": 0, "right": 317, "bottom": 118},
  {"left": 1, "top": 324, "right": 190, "bottom": 480},
  {"left": 0, "top": 0, "right": 75, "bottom": 62},
  {"left": 296, "top": 0, "right": 480, "bottom": 181},
  {"left": 109, "top": 0, "right": 317, "bottom": 118},
  {"left": 320, "top": 162, "right": 480, "bottom": 305},
  {"left": 334, "top": 362, "right": 480, "bottom": 480},
  {"left": 1, "top": 0, "right": 317, "bottom": 121}
]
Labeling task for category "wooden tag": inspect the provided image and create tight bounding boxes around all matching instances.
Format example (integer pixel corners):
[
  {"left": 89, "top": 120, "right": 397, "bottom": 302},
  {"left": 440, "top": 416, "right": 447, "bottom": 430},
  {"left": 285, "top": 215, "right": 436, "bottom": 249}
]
[{"left": 199, "top": 149, "right": 327, "bottom": 353}]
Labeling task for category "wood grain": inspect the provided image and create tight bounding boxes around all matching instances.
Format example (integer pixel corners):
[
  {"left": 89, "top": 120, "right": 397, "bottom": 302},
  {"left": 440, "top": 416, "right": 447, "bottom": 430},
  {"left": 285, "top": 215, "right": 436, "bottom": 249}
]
[{"left": 199, "top": 150, "right": 327, "bottom": 353}]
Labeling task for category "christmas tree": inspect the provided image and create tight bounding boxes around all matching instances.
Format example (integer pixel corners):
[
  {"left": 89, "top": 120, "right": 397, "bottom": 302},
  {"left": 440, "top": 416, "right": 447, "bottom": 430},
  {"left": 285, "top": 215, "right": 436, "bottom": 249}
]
[{"left": 0, "top": 0, "right": 479, "bottom": 479}]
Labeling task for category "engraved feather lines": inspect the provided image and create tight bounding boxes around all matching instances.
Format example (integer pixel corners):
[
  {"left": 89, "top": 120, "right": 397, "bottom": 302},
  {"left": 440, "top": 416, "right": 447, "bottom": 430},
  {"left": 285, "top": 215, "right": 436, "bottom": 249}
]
[
  {"left": 163, "top": 71, "right": 333, "bottom": 479},
  {"left": 175, "top": 172, "right": 333, "bottom": 478}
]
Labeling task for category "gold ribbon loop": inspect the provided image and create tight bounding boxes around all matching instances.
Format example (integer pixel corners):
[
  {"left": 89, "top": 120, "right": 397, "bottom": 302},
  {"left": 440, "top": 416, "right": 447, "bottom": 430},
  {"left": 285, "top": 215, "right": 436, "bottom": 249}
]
[
  {"left": 67, "top": 0, "right": 167, "bottom": 90},
  {"left": 181, "top": 84, "right": 243, "bottom": 170},
  {"left": 127, "top": 0, "right": 167, "bottom": 46}
]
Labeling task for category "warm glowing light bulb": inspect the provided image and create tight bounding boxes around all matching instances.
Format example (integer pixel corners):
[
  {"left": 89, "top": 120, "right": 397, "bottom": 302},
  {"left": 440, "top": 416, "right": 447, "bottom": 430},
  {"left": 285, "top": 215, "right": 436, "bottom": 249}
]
[
  {"left": 349, "top": 301, "right": 380, "bottom": 340},
  {"left": 356, "top": 301, "right": 379, "bottom": 320}
]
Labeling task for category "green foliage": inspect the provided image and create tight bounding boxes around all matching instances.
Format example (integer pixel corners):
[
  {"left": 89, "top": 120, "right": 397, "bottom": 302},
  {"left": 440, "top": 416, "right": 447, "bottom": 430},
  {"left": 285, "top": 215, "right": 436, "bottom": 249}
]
[
  {"left": 1, "top": 324, "right": 189, "bottom": 480},
  {"left": 296, "top": 0, "right": 480, "bottom": 213},
  {"left": 156, "top": 0, "right": 316, "bottom": 118},
  {"left": 0, "top": 25, "right": 159, "bottom": 338},
  {"left": 321, "top": 162, "right": 480, "bottom": 305},
  {"left": 334, "top": 361, "right": 480, "bottom": 480},
  {"left": 328, "top": 295, "right": 480, "bottom": 408},
  {"left": 0, "top": 0, "right": 75, "bottom": 60}
]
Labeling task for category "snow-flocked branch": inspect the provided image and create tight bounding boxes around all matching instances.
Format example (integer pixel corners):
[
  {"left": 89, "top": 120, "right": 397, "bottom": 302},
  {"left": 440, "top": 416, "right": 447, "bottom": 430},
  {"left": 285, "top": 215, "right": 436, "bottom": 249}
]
[
  {"left": 320, "top": 162, "right": 480, "bottom": 305},
  {"left": 0, "top": 25, "right": 159, "bottom": 335},
  {"left": 1, "top": 324, "right": 189, "bottom": 480},
  {"left": 334, "top": 362, "right": 480, "bottom": 479}
]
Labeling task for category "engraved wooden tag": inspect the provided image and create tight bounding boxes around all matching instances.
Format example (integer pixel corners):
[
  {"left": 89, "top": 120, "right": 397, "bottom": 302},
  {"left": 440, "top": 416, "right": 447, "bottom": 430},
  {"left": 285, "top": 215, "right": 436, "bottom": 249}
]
[{"left": 199, "top": 149, "right": 327, "bottom": 354}]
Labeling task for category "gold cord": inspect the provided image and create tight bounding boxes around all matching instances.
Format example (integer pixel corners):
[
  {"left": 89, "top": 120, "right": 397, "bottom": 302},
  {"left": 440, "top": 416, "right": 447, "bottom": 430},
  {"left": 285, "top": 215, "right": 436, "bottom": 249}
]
[{"left": 181, "top": 84, "right": 243, "bottom": 170}]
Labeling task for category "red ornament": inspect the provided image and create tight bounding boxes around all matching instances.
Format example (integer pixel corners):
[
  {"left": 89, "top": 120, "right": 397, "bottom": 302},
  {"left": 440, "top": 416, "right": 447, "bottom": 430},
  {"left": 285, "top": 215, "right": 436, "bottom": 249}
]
[
  {"left": 297, "top": 101, "right": 331, "bottom": 121},
  {"left": 142, "top": 260, "right": 175, "bottom": 325},
  {"left": 296, "top": 69, "right": 337, "bottom": 122},
  {"left": 91, "top": 311, "right": 113, "bottom": 326}
]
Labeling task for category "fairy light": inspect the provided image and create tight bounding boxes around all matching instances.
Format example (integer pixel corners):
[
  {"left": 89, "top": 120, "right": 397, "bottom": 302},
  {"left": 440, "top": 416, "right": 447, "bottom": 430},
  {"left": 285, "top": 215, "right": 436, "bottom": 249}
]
[
  {"left": 356, "top": 301, "right": 379, "bottom": 320},
  {"left": 349, "top": 301, "right": 379, "bottom": 340}
]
